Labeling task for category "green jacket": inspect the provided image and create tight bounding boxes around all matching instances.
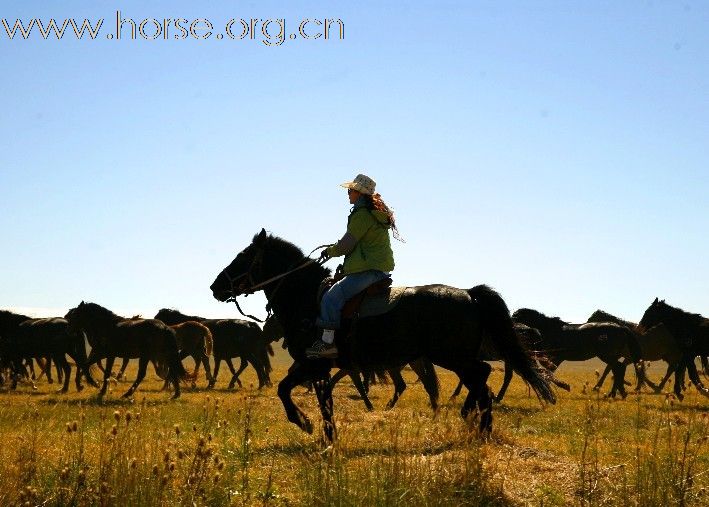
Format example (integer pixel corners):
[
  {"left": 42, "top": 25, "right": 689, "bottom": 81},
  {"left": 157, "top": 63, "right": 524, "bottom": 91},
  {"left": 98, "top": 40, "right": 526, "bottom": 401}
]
[{"left": 326, "top": 205, "right": 395, "bottom": 275}]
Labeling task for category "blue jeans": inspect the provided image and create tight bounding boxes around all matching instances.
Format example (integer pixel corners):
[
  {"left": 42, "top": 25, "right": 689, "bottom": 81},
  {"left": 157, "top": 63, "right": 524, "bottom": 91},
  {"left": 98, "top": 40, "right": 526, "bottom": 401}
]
[{"left": 316, "top": 270, "right": 389, "bottom": 329}]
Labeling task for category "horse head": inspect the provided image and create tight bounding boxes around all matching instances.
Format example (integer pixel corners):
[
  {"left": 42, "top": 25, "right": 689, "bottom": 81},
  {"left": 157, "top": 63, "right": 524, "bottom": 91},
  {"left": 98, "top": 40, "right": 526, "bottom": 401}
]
[
  {"left": 211, "top": 228, "right": 269, "bottom": 302},
  {"left": 638, "top": 297, "right": 666, "bottom": 331}
]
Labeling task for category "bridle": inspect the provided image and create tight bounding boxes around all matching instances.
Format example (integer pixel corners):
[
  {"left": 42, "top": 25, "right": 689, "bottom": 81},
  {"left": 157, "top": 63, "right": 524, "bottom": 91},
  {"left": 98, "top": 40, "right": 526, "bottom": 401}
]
[{"left": 219, "top": 243, "right": 331, "bottom": 322}]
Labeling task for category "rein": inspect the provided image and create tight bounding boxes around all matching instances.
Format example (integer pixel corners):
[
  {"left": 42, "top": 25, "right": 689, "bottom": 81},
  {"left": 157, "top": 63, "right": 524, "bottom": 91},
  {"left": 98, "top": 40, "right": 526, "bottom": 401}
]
[{"left": 223, "top": 244, "right": 331, "bottom": 323}]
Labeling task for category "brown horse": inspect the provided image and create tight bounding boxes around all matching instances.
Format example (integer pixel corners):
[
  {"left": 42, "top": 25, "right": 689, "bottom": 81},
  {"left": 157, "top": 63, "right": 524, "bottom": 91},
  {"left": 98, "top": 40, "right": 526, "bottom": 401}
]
[
  {"left": 639, "top": 298, "right": 709, "bottom": 400},
  {"left": 0, "top": 310, "right": 96, "bottom": 393},
  {"left": 155, "top": 309, "right": 272, "bottom": 390},
  {"left": 513, "top": 308, "right": 643, "bottom": 398},
  {"left": 65, "top": 302, "right": 194, "bottom": 399},
  {"left": 587, "top": 310, "right": 682, "bottom": 394},
  {"left": 157, "top": 321, "right": 214, "bottom": 390}
]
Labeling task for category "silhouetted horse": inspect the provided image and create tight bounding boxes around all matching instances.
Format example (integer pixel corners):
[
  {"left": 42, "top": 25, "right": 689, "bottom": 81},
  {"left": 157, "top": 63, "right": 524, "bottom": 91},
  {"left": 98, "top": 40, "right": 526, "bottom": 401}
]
[
  {"left": 587, "top": 310, "right": 682, "bottom": 394},
  {"left": 263, "top": 315, "right": 439, "bottom": 410},
  {"left": 65, "top": 302, "right": 193, "bottom": 399},
  {"left": 450, "top": 322, "right": 570, "bottom": 402},
  {"left": 210, "top": 229, "right": 556, "bottom": 440},
  {"left": 155, "top": 309, "right": 271, "bottom": 389},
  {"left": 512, "top": 308, "right": 643, "bottom": 398},
  {"left": 0, "top": 310, "right": 95, "bottom": 392},
  {"left": 639, "top": 298, "right": 709, "bottom": 400},
  {"left": 156, "top": 321, "right": 214, "bottom": 390}
]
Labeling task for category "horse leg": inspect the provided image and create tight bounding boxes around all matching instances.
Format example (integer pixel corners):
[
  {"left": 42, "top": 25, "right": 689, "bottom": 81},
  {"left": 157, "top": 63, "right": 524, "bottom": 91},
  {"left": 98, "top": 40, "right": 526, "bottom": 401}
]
[
  {"left": 123, "top": 357, "right": 148, "bottom": 399},
  {"left": 494, "top": 361, "right": 514, "bottom": 403},
  {"left": 209, "top": 357, "right": 221, "bottom": 389},
  {"left": 385, "top": 369, "right": 406, "bottom": 410},
  {"left": 27, "top": 358, "right": 37, "bottom": 380},
  {"left": 314, "top": 374, "right": 336, "bottom": 443},
  {"left": 229, "top": 358, "right": 248, "bottom": 389},
  {"left": 277, "top": 365, "right": 315, "bottom": 434},
  {"left": 100, "top": 356, "right": 115, "bottom": 398},
  {"left": 328, "top": 368, "right": 348, "bottom": 390},
  {"left": 200, "top": 352, "right": 213, "bottom": 386},
  {"left": 686, "top": 357, "right": 709, "bottom": 398},
  {"left": 701, "top": 356, "right": 709, "bottom": 377},
  {"left": 348, "top": 371, "right": 374, "bottom": 411},
  {"left": 593, "top": 364, "right": 613, "bottom": 391},
  {"left": 178, "top": 350, "right": 197, "bottom": 389},
  {"left": 612, "top": 361, "right": 629, "bottom": 399},
  {"left": 226, "top": 358, "right": 239, "bottom": 389},
  {"left": 450, "top": 379, "right": 464, "bottom": 399},
  {"left": 53, "top": 354, "right": 71, "bottom": 393},
  {"left": 410, "top": 360, "right": 439, "bottom": 410},
  {"left": 652, "top": 362, "right": 676, "bottom": 393},
  {"left": 117, "top": 357, "right": 130, "bottom": 381},
  {"left": 459, "top": 361, "right": 493, "bottom": 433},
  {"left": 55, "top": 358, "right": 63, "bottom": 384}
]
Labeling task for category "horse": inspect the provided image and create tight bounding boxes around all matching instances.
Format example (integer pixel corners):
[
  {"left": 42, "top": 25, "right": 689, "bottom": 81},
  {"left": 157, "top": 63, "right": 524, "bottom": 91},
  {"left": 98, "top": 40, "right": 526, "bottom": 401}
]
[
  {"left": 587, "top": 310, "right": 683, "bottom": 394},
  {"left": 264, "top": 315, "right": 439, "bottom": 411},
  {"left": 512, "top": 308, "right": 643, "bottom": 398},
  {"left": 65, "top": 302, "right": 194, "bottom": 399},
  {"left": 156, "top": 321, "right": 214, "bottom": 390},
  {"left": 450, "top": 322, "right": 570, "bottom": 402},
  {"left": 0, "top": 310, "right": 96, "bottom": 393},
  {"left": 155, "top": 309, "right": 272, "bottom": 389},
  {"left": 210, "top": 229, "right": 556, "bottom": 440},
  {"left": 639, "top": 298, "right": 709, "bottom": 400}
]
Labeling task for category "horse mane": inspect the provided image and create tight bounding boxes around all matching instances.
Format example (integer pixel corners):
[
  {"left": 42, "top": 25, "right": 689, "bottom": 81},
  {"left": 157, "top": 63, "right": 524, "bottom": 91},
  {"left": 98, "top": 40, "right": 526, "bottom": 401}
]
[
  {"left": 262, "top": 232, "right": 332, "bottom": 279},
  {"left": 655, "top": 300, "right": 705, "bottom": 326},
  {"left": 513, "top": 308, "right": 569, "bottom": 329},
  {"left": 588, "top": 309, "right": 637, "bottom": 328},
  {"left": 81, "top": 302, "right": 122, "bottom": 321},
  {"left": 0, "top": 309, "right": 32, "bottom": 322}
]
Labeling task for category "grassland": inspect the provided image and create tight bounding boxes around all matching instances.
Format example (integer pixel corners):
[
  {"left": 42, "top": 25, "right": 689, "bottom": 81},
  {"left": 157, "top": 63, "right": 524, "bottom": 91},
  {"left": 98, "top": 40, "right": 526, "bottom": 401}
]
[{"left": 0, "top": 357, "right": 707, "bottom": 506}]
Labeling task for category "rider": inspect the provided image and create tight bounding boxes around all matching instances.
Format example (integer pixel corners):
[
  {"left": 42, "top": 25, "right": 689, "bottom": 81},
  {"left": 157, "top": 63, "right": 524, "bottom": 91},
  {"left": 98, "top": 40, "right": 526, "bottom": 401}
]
[{"left": 305, "top": 173, "right": 398, "bottom": 359}]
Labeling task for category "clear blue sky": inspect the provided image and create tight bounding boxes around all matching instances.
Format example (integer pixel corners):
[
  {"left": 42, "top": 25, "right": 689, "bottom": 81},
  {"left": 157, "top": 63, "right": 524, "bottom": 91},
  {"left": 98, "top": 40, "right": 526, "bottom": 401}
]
[{"left": 1, "top": 1, "right": 707, "bottom": 324}]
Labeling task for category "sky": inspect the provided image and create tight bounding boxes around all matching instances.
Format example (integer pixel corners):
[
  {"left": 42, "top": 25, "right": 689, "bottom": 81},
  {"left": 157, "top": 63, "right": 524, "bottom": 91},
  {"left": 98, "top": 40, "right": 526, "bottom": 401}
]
[{"left": 1, "top": 0, "right": 707, "bottom": 325}]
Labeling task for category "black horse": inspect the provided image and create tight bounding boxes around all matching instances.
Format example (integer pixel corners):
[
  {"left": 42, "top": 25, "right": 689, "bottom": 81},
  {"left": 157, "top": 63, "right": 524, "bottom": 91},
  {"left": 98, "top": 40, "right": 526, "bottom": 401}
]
[
  {"left": 0, "top": 310, "right": 96, "bottom": 392},
  {"left": 512, "top": 308, "right": 643, "bottom": 398},
  {"left": 210, "top": 229, "right": 556, "bottom": 440},
  {"left": 263, "top": 314, "right": 439, "bottom": 410},
  {"left": 65, "top": 302, "right": 193, "bottom": 399},
  {"left": 639, "top": 298, "right": 709, "bottom": 400},
  {"left": 450, "top": 322, "right": 570, "bottom": 402},
  {"left": 587, "top": 310, "right": 682, "bottom": 394},
  {"left": 155, "top": 309, "right": 272, "bottom": 390}
]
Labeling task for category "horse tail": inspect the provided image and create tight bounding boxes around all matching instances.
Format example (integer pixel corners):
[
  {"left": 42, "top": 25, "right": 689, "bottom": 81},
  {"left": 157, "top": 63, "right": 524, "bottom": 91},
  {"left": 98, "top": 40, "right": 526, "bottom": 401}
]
[
  {"left": 201, "top": 324, "right": 213, "bottom": 357},
  {"left": 262, "top": 342, "right": 273, "bottom": 374},
  {"left": 467, "top": 285, "right": 556, "bottom": 404},
  {"left": 622, "top": 327, "right": 643, "bottom": 364},
  {"left": 163, "top": 327, "right": 197, "bottom": 383}
]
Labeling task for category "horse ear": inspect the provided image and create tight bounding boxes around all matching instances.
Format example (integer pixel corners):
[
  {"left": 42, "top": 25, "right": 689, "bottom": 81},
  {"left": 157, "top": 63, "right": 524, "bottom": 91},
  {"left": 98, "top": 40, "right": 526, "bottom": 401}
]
[
  {"left": 79, "top": 301, "right": 85, "bottom": 307},
  {"left": 652, "top": 297, "right": 658, "bottom": 304},
  {"left": 255, "top": 228, "right": 267, "bottom": 246}
]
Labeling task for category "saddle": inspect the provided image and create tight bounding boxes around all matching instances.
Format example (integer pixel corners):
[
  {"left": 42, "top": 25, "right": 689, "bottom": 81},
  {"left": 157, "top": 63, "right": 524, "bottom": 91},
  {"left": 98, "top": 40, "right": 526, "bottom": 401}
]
[{"left": 317, "top": 273, "right": 404, "bottom": 323}]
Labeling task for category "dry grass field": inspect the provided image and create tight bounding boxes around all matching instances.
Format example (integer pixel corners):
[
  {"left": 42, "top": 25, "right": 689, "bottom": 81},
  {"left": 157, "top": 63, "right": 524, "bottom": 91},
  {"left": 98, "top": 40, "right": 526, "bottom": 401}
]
[{"left": 0, "top": 355, "right": 707, "bottom": 506}]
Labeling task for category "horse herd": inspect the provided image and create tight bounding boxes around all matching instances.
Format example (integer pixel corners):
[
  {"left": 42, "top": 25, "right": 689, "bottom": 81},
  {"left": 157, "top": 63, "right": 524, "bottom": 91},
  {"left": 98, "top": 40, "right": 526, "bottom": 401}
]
[
  {"left": 0, "top": 306, "right": 278, "bottom": 398},
  {"left": 1, "top": 230, "right": 708, "bottom": 443},
  {"left": 206, "top": 229, "right": 709, "bottom": 440}
]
